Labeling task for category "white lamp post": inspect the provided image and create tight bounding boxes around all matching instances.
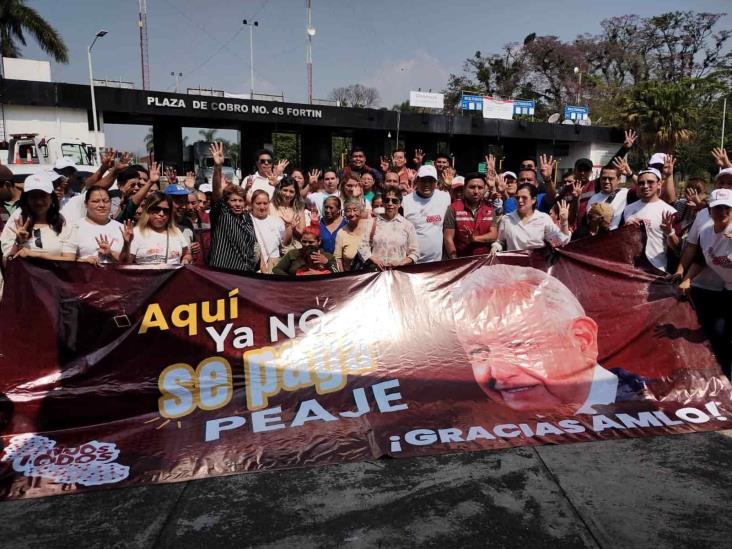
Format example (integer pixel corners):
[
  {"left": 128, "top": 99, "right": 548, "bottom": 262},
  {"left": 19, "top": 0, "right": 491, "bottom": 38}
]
[
  {"left": 573, "top": 66, "right": 582, "bottom": 105},
  {"left": 243, "top": 20, "right": 259, "bottom": 99},
  {"left": 87, "top": 29, "right": 108, "bottom": 165}
]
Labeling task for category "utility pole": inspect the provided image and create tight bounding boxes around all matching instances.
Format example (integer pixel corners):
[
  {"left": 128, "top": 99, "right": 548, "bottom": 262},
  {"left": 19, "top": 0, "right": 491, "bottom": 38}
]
[
  {"left": 171, "top": 72, "right": 182, "bottom": 93},
  {"left": 138, "top": 0, "right": 150, "bottom": 90},
  {"left": 306, "top": 1, "right": 316, "bottom": 104},
  {"left": 243, "top": 20, "right": 259, "bottom": 99}
]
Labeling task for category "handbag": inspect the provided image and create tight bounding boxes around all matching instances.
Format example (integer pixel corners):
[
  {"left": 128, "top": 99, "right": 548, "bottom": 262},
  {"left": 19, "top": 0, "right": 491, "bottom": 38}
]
[{"left": 349, "top": 217, "right": 380, "bottom": 272}]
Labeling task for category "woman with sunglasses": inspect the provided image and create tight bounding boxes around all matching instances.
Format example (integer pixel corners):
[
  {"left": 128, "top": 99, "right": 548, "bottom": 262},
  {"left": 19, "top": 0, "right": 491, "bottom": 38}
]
[
  {"left": 124, "top": 192, "right": 191, "bottom": 265},
  {"left": 1, "top": 172, "right": 74, "bottom": 264},
  {"left": 357, "top": 186, "right": 418, "bottom": 270},
  {"left": 491, "top": 183, "right": 571, "bottom": 253}
]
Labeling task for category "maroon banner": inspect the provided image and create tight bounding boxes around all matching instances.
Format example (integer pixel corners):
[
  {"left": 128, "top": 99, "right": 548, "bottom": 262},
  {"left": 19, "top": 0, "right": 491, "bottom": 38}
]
[{"left": 1, "top": 226, "right": 730, "bottom": 500}]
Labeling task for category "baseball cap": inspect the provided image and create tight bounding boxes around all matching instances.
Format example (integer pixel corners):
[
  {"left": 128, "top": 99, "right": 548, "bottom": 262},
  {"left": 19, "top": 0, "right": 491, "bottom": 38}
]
[
  {"left": 53, "top": 157, "right": 78, "bottom": 171},
  {"left": 708, "top": 188, "right": 732, "bottom": 208},
  {"left": 23, "top": 171, "right": 55, "bottom": 194},
  {"left": 649, "top": 153, "right": 667, "bottom": 166},
  {"left": 502, "top": 171, "right": 517, "bottom": 180},
  {"left": 716, "top": 167, "right": 732, "bottom": 179},
  {"left": 199, "top": 183, "right": 213, "bottom": 193},
  {"left": 416, "top": 165, "right": 438, "bottom": 180},
  {"left": 638, "top": 167, "right": 662, "bottom": 180},
  {"left": 574, "top": 158, "right": 593, "bottom": 171},
  {"left": 0, "top": 165, "right": 13, "bottom": 182},
  {"left": 163, "top": 183, "right": 191, "bottom": 196},
  {"left": 451, "top": 176, "right": 465, "bottom": 189}
]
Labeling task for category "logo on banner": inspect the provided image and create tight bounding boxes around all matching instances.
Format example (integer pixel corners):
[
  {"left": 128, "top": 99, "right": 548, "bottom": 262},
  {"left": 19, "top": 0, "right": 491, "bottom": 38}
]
[{"left": 2, "top": 434, "right": 130, "bottom": 486}]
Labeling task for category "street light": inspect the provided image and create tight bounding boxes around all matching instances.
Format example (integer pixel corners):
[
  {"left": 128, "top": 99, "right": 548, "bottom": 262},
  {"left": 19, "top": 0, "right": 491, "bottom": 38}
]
[
  {"left": 242, "top": 19, "right": 259, "bottom": 99},
  {"left": 87, "top": 29, "right": 108, "bottom": 165},
  {"left": 573, "top": 66, "right": 582, "bottom": 105},
  {"left": 170, "top": 71, "right": 182, "bottom": 93}
]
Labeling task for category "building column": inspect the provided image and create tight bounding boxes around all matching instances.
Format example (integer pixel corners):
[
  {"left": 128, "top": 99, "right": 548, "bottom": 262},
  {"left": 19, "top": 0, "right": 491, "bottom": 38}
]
[
  {"left": 239, "top": 123, "right": 272, "bottom": 175},
  {"left": 152, "top": 122, "right": 183, "bottom": 170}
]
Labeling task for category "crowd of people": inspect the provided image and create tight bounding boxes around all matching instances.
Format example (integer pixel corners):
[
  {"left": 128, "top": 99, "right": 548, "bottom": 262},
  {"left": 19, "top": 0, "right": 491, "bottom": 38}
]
[{"left": 0, "top": 131, "right": 730, "bottom": 375}]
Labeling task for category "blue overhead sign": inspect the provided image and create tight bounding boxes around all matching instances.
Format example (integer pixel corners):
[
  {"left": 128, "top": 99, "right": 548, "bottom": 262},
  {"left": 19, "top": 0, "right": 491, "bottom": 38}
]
[
  {"left": 460, "top": 94, "right": 484, "bottom": 111},
  {"left": 564, "top": 105, "right": 589, "bottom": 121},
  {"left": 513, "top": 99, "right": 535, "bottom": 116}
]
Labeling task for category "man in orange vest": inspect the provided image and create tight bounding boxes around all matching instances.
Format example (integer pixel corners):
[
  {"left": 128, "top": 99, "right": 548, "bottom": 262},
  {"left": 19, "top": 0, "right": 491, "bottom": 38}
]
[{"left": 444, "top": 172, "right": 499, "bottom": 259}]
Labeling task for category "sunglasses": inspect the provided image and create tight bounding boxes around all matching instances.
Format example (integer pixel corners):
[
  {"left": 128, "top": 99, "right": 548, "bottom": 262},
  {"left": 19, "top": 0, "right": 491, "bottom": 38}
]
[
  {"left": 384, "top": 197, "right": 401, "bottom": 204},
  {"left": 258, "top": 158, "right": 273, "bottom": 164},
  {"left": 33, "top": 228, "right": 42, "bottom": 249},
  {"left": 149, "top": 206, "right": 171, "bottom": 215}
]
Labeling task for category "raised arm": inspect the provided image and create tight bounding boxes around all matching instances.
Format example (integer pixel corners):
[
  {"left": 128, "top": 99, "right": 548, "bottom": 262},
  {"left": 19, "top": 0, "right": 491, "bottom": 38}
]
[
  {"left": 130, "top": 162, "right": 159, "bottom": 207},
  {"left": 539, "top": 154, "right": 557, "bottom": 202},
  {"left": 210, "top": 142, "right": 225, "bottom": 202}
]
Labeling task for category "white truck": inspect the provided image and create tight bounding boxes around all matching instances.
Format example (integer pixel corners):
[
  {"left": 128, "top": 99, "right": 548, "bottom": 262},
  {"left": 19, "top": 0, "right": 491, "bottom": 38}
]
[{"left": 0, "top": 133, "right": 98, "bottom": 181}]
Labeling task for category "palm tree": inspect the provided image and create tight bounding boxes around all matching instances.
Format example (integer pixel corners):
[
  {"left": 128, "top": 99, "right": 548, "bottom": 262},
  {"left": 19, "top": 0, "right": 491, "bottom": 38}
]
[
  {"left": 198, "top": 129, "right": 219, "bottom": 142},
  {"left": 144, "top": 128, "right": 154, "bottom": 153},
  {"left": 0, "top": 0, "right": 68, "bottom": 63}
]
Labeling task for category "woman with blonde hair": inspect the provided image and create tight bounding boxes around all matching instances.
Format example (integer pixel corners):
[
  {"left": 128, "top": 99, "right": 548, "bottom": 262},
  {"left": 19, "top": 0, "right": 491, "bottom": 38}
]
[{"left": 124, "top": 192, "right": 191, "bottom": 264}]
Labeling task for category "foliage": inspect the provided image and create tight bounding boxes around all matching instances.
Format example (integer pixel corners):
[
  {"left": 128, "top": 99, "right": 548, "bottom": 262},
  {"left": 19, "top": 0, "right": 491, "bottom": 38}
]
[
  {"left": 0, "top": 0, "right": 68, "bottom": 63},
  {"left": 328, "top": 84, "right": 381, "bottom": 108}
]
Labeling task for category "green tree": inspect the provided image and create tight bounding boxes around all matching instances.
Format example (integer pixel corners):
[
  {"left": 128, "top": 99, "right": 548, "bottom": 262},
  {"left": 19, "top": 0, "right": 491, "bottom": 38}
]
[
  {"left": 0, "top": 0, "right": 68, "bottom": 63},
  {"left": 198, "top": 129, "right": 219, "bottom": 142}
]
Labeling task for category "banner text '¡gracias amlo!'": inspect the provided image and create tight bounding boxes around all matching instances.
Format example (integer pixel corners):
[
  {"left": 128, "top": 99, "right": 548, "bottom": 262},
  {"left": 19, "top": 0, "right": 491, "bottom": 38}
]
[{"left": 146, "top": 96, "right": 323, "bottom": 118}]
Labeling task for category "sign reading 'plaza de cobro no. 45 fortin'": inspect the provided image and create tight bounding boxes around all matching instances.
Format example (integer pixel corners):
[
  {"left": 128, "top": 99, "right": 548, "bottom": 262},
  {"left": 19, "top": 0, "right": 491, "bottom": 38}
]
[{"left": 145, "top": 95, "right": 324, "bottom": 119}]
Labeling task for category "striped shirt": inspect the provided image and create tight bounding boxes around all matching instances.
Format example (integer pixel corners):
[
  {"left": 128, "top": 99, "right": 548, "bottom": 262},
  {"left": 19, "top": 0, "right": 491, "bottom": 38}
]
[{"left": 208, "top": 199, "right": 259, "bottom": 272}]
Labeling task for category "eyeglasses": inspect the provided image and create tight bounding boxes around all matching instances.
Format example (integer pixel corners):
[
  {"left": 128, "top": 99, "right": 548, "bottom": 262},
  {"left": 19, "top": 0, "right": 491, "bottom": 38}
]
[
  {"left": 258, "top": 158, "right": 273, "bottom": 164},
  {"left": 33, "top": 228, "right": 42, "bottom": 249},
  {"left": 384, "top": 197, "right": 401, "bottom": 204},
  {"left": 149, "top": 206, "right": 171, "bottom": 215}
]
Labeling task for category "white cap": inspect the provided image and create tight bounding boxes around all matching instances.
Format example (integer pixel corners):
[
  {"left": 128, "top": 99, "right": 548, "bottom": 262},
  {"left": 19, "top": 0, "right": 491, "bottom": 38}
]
[
  {"left": 709, "top": 188, "right": 732, "bottom": 208},
  {"left": 502, "top": 171, "right": 517, "bottom": 180},
  {"left": 199, "top": 183, "right": 213, "bottom": 193},
  {"left": 638, "top": 167, "right": 662, "bottom": 181},
  {"left": 416, "top": 164, "right": 438, "bottom": 180},
  {"left": 451, "top": 176, "right": 465, "bottom": 189},
  {"left": 53, "top": 157, "right": 78, "bottom": 171},
  {"left": 649, "top": 153, "right": 666, "bottom": 166},
  {"left": 716, "top": 167, "right": 732, "bottom": 179},
  {"left": 24, "top": 171, "right": 55, "bottom": 194}
]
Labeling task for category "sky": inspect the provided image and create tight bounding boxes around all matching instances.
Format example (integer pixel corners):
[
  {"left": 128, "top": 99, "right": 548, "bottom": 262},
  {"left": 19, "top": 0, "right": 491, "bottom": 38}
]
[{"left": 16, "top": 0, "right": 732, "bottom": 154}]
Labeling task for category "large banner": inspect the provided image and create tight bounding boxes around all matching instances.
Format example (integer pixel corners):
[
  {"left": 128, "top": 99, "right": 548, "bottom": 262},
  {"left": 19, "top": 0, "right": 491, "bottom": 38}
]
[{"left": 0, "top": 227, "right": 730, "bottom": 500}]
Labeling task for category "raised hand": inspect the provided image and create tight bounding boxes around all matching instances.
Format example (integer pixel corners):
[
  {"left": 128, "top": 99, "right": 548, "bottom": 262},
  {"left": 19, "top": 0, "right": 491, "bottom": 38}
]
[
  {"left": 14, "top": 217, "right": 31, "bottom": 245},
  {"left": 413, "top": 148, "right": 424, "bottom": 166},
  {"left": 164, "top": 167, "right": 178, "bottom": 186},
  {"left": 684, "top": 187, "right": 703, "bottom": 210},
  {"left": 624, "top": 129, "right": 638, "bottom": 149},
  {"left": 442, "top": 166, "right": 455, "bottom": 186},
  {"left": 662, "top": 155, "right": 676, "bottom": 178},
  {"left": 115, "top": 152, "right": 132, "bottom": 172},
  {"left": 95, "top": 234, "right": 112, "bottom": 256},
  {"left": 380, "top": 156, "right": 389, "bottom": 173},
  {"left": 101, "top": 149, "right": 116, "bottom": 170},
  {"left": 612, "top": 156, "right": 633, "bottom": 177},
  {"left": 711, "top": 147, "right": 731, "bottom": 169},
  {"left": 308, "top": 169, "right": 321, "bottom": 188},
  {"left": 496, "top": 173, "right": 506, "bottom": 194},
  {"left": 184, "top": 171, "right": 196, "bottom": 189},
  {"left": 149, "top": 161, "right": 160, "bottom": 184},
  {"left": 274, "top": 159, "right": 289, "bottom": 177},
  {"left": 209, "top": 142, "right": 225, "bottom": 167},
  {"left": 571, "top": 181, "right": 583, "bottom": 198},
  {"left": 120, "top": 219, "right": 134, "bottom": 245},
  {"left": 660, "top": 210, "right": 676, "bottom": 236},
  {"left": 539, "top": 154, "right": 556, "bottom": 181},
  {"left": 557, "top": 199, "right": 570, "bottom": 222}
]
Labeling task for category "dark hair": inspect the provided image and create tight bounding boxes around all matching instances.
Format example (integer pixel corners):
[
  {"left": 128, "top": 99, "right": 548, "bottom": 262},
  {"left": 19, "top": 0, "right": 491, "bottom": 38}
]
[
  {"left": 520, "top": 158, "right": 536, "bottom": 166},
  {"left": 516, "top": 183, "right": 538, "bottom": 210},
  {"left": 255, "top": 149, "right": 273, "bottom": 161},
  {"left": 129, "top": 164, "right": 149, "bottom": 177},
  {"left": 393, "top": 148, "right": 406, "bottom": 155},
  {"left": 464, "top": 172, "right": 486, "bottom": 185},
  {"left": 118, "top": 166, "right": 144, "bottom": 186},
  {"left": 272, "top": 176, "right": 305, "bottom": 212},
  {"left": 19, "top": 189, "right": 65, "bottom": 235},
  {"left": 383, "top": 186, "right": 402, "bottom": 200},
  {"left": 223, "top": 185, "right": 246, "bottom": 202},
  {"left": 600, "top": 165, "right": 620, "bottom": 177},
  {"left": 435, "top": 152, "right": 451, "bottom": 162},
  {"left": 517, "top": 169, "right": 537, "bottom": 181},
  {"left": 371, "top": 192, "right": 384, "bottom": 204},
  {"left": 323, "top": 169, "right": 337, "bottom": 179},
  {"left": 350, "top": 146, "right": 365, "bottom": 156},
  {"left": 84, "top": 185, "right": 109, "bottom": 203},
  {"left": 324, "top": 195, "right": 342, "bottom": 209}
]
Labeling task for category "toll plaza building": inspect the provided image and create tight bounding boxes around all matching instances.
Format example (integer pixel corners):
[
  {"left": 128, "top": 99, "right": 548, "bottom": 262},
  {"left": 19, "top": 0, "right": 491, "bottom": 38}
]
[{"left": 0, "top": 79, "right": 624, "bottom": 175}]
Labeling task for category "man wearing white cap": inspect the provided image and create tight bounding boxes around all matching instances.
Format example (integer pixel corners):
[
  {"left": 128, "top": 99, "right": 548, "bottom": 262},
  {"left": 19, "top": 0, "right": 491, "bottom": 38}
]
[
  {"left": 621, "top": 167, "right": 677, "bottom": 271},
  {"left": 401, "top": 164, "right": 452, "bottom": 263},
  {"left": 52, "top": 157, "right": 80, "bottom": 208}
]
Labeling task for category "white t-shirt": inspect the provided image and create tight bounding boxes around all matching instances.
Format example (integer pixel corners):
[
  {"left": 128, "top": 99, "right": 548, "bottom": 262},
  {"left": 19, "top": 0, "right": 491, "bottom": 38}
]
[
  {"left": 64, "top": 217, "right": 124, "bottom": 262},
  {"left": 622, "top": 199, "right": 677, "bottom": 272},
  {"left": 686, "top": 209, "right": 724, "bottom": 291},
  {"left": 497, "top": 210, "right": 571, "bottom": 251},
  {"left": 60, "top": 194, "right": 88, "bottom": 225},
  {"left": 252, "top": 215, "right": 286, "bottom": 261},
  {"left": 131, "top": 227, "right": 187, "bottom": 264},
  {"left": 244, "top": 173, "right": 282, "bottom": 202},
  {"left": 587, "top": 188, "right": 629, "bottom": 230},
  {"left": 0, "top": 209, "right": 73, "bottom": 257},
  {"left": 401, "top": 190, "right": 452, "bottom": 263},
  {"left": 698, "top": 222, "right": 732, "bottom": 290}
]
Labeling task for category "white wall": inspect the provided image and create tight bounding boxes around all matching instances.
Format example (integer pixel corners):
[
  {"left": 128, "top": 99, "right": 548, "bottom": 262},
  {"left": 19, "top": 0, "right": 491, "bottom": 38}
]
[
  {"left": 2, "top": 58, "right": 51, "bottom": 82},
  {"left": 4, "top": 105, "right": 105, "bottom": 148}
]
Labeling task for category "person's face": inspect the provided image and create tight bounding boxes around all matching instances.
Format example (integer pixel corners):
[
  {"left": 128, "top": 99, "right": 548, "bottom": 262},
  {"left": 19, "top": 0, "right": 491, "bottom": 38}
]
[
  {"left": 459, "top": 316, "right": 596, "bottom": 412},
  {"left": 186, "top": 193, "right": 198, "bottom": 217},
  {"left": 196, "top": 192, "right": 207, "bottom": 210},
  {"left": 0, "top": 182, "right": 12, "bottom": 202},
  {"left": 517, "top": 171, "right": 537, "bottom": 188},
  {"left": 301, "top": 233, "right": 320, "bottom": 254},
  {"left": 599, "top": 170, "right": 618, "bottom": 194},
  {"left": 464, "top": 179, "right": 486, "bottom": 204},
  {"left": 147, "top": 182, "right": 159, "bottom": 197},
  {"left": 562, "top": 175, "right": 575, "bottom": 188},
  {"left": 710, "top": 205, "right": 731, "bottom": 225},
  {"left": 434, "top": 157, "right": 450, "bottom": 173},
  {"left": 148, "top": 201, "right": 171, "bottom": 230},
  {"left": 252, "top": 194, "right": 270, "bottom": 218},
  {"left": 383, "top": 193, "right": 401, "bottom": 219},
  {"left": 344, "top": 179, "right": 362, "bottom": 198},
  {"left": 279, "top": 184, "right": 296, "bottom": 204},
  {"left": 291, "top": 171, "right": 305, "bottom": 186},
  {"left": 52, "top": 178, "right": 67, "bottom": 201},
  {"left": 505, "top": 177, "right": 517, "bottom": 196},
  {"left": 574, "top": 166, "right": 592, "bottom": 183},
  {"left": 323, "top": 171, "right": 338, "bottom": 193},
  {"left": 519, "top": 160, "right": 536, "bottom": 171},
  {"left": 416, "top": 177, "right": 436, "bottom": 198},
  {"left": 516, "top": 188, "right": 535, "bottom": 214},
  {"left": 392, "top": 151, "right": 406, "bottom": 168},
  {"left": 86, "top": 190, "right": 110, "bottom": 221},
  {"left": 451, "top": 186, "right": 464, "bottom": 202},
  {"left": 351, "top": 151, "right": 366, "bottom": 168},
  {"left": 361, "top": 173, "right": 375, "bottom": 192},
  {"left": 27, "top": 190, "right": 51, "bottom": 216},
  {"left": 344, "top": 204, "right": 361, "bottom": 224},
  {"left": 371, "top": 196, "right": 383, "bottom": 209},
  {"left": 257, "top": 154, "right": 273, "bottom": 175},
  {"left": 384, "top": 172, "right": 399, "bottom": 186},
  {"left": 227, "top": 193, "right": 245, "bottom": 215},
  {"left": 323, "top": 200, "right": 339, "bottom": 222},
  {"left": 171, "top": 195, "right": 188, "bottom": 219},
  {"left": 637, "top": 175, "right": 660, "bottom": 201}
]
